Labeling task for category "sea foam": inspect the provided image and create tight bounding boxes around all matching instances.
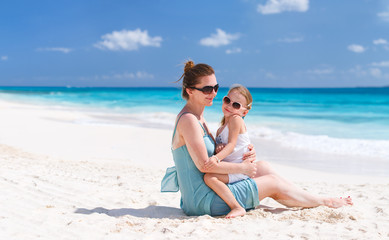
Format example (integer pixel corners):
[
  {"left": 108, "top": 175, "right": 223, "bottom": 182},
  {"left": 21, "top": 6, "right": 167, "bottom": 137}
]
[{"left": 248, "top": 124, "right": 389, "bottom": 160}]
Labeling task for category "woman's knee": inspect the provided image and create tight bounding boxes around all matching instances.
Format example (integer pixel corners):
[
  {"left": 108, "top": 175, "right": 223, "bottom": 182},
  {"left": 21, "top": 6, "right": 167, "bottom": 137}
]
[{"left": 255, "top": 161, "right": 275, "bottom": 177}]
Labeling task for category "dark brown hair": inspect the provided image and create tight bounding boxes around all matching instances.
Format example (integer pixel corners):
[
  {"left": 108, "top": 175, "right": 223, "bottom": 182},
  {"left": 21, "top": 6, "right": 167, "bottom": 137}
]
[{"left": 178, "top": 60, "right": 215, "bottom": 100}]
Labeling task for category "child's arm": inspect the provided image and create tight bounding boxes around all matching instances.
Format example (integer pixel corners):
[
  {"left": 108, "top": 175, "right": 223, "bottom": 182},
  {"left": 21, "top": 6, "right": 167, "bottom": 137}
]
[
  {"left": 215, "top": 143, "right": 226, "bottom": 154},
  {"left": 204, "top": 115, "right": 245, "bottom": 171},
  {"left": 214, "top": 115, "right": 244, "bottom": 161}
]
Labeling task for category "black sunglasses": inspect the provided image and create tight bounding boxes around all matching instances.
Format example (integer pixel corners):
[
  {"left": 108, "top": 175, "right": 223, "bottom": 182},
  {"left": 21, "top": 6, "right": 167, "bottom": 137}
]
[
  {"left": 223, "top": 96, "right": 246, "bottom": 110},
  {"left": 188, "top": 84, "right": 219, "bottom": 94}
]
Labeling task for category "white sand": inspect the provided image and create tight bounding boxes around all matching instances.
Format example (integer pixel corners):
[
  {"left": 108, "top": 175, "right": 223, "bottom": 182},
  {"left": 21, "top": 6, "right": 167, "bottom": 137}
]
[{"left": 0, "top": 99, "right": 388, "bottom": 239}]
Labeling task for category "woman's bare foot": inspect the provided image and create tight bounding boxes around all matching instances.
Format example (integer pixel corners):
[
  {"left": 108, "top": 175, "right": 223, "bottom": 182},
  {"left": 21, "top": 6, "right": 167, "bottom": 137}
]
[
  {"left": 323, "top": 196, "right": 353, "bottom": 208},
  {"left": 225, "top": 207, "right": 246, "bottom": 218}
]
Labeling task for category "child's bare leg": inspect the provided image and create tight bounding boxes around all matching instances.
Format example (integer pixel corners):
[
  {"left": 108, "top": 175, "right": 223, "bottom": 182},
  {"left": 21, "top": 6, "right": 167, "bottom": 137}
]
[{"left": 204, "top": 173, "right": 246, "bottom": 218}]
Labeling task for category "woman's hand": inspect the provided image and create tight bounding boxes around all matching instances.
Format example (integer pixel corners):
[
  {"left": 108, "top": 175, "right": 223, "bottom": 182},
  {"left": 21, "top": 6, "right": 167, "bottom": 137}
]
[
  {"left": 242, "top": 159, "right": 257, "bottom": 178},
  {"left": 243, "top": 144, "right": 256, "bottom": 163},
  {"left": 204, "top": 156, "right": 218, "bottom": 170}
]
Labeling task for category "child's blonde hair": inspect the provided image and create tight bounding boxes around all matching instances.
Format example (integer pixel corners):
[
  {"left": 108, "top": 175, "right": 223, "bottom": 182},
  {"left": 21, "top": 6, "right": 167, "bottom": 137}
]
[{"left": 221, "top": 84, "right": 253, "bottom": 126}]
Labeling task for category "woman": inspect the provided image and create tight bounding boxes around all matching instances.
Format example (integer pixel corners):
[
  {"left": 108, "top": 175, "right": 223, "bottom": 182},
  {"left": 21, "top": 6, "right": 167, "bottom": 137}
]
[{"left": 161, "top": 60, "right": 353, "bottom": 217}]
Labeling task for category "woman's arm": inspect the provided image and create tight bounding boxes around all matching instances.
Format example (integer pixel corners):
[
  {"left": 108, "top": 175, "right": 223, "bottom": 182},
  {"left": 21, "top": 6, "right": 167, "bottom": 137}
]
[
  {"left": 178, "top": 114, "right": 257, "bottom": 176},
  {"left": 204, "top": 160, "right": 257, "bottom": 177},
  {"left": 178, "top": 114, "right": 210, "bottom": 171}
]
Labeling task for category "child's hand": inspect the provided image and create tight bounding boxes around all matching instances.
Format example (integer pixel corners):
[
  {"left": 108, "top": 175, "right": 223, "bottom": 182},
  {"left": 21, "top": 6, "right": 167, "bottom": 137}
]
[
  {"left": 215, "top": 143, "right": 226, "bottom": 154},
  {"left": 204, "top": 156, "right": 218, "bottom": 170}
]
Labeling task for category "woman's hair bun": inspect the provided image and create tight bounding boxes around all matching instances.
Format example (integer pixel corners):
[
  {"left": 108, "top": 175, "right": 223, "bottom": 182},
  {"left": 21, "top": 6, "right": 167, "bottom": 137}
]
[{"left": 184, "top": 60, "right": 195, "bottom": 73}]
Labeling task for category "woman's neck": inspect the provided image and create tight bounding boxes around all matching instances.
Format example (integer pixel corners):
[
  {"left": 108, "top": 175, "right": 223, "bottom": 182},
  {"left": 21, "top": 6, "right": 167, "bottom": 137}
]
[{"left": 184, "top": 100, "right": 205, "bottom": 120}]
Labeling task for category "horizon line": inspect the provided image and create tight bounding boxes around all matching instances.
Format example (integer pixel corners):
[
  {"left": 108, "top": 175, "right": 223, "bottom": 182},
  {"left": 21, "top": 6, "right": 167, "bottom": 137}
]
[{"left": 1, "top": 85, "right": 389, "bottom": 89}]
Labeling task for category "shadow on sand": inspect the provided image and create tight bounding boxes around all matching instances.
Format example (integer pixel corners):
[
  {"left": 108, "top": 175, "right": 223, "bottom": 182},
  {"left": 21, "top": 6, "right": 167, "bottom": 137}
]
[
  {"left": 75, "top": 205, "right": 185, "bottom": 219},
  {"left": 75, "top": 205, "right": 297, "bottom": 219},
  {"left": 258, "top": 204, "right": 300, "bottom": 214}
]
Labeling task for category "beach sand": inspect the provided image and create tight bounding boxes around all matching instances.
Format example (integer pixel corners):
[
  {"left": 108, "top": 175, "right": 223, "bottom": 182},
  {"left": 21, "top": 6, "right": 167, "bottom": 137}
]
[{"left": 0, "top": 99, "right": 388, "bottom": 239}]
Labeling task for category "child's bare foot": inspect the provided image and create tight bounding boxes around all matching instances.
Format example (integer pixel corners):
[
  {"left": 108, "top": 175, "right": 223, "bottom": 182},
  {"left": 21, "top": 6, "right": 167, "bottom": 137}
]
[
  {"left": 324, "top": 196, "right": 353, "bottom": 208},
  {"left": 225, "top": 207, "right": 246, "bottom": 218}
]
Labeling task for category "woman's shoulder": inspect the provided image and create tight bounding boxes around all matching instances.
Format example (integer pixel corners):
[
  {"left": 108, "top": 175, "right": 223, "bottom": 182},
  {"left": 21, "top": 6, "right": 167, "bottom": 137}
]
[
  {"left": 177, "top": 112, "right": 197, "bottom": 122},
  {"left": 176, "top": 112, "right": 199, "bottom": 129}
]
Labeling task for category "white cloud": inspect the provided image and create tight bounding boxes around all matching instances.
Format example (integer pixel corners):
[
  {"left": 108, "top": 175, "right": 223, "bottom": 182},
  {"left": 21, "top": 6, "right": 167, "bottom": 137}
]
[
  {"left": 277, "top": 37, "right": 304, "bottom": 43},
  {"left": 226, "top": 47, "right": 242, "bottom": 54},
  {"left": 371, "top": 61, "right": 389, "bottom": 67},
  {"left": 377, "top": 11, "right": 389, "bottom": 21},
  {"left": 94, "top": 29, "right": 162, "bottom": 51},
  {"left": 257, "top": 0, "right": 309, "bottom": 14},
  {"left": 200, "top": 29, "right": 240, "bottom": 47},
  {"left": 348, "top": 65, "right": 389, "bottom": 80},
  {"left": 36, "top": 47, "right": 72, "bottom": 53},
  {"left": 347, "top": 44, "right": 366, "bottom": 53},
  {"left": 348, "top": 65, "right": 367, "bottom": 77},
  {"left": 307, "top": 68, "right": 334, "bottom": 75},
  {"left": 265, "top": 72, "right": 276, "bottom": 79},
  {"left": 373, "top": 38, "right": 388, "bottom": 45},
  {"left": 1, "top": 56, "right": 8, "bottom": 61},
  {"left": 79, "top": 71, "right": 154, "bottom": 82},
  {"left": 134, "top": 71, "right": 154, "bottom": 79},
  {"left": 370, "top": 68, "right": 382, "bottom": 78},
  {"left": 100, "top": 71, "right": 154, "bottom": 80}
]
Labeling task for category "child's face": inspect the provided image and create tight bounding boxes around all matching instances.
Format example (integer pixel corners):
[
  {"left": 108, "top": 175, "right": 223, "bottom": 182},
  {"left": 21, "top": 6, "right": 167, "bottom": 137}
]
[{"left": 222, "top": 90, "right": 249, "bottom": 118}]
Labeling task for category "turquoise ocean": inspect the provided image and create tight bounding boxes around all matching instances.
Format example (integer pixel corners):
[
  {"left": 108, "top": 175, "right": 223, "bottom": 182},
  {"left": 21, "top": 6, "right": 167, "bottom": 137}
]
[{"left": 1, "top": 87, "right": 388, "bottom": 176}]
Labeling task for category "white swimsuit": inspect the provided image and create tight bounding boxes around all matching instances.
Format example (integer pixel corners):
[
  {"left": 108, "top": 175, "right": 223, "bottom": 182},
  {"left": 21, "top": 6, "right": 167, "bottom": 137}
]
[{"left": 216, "top": 125, "right": 250, "bottom": 183}]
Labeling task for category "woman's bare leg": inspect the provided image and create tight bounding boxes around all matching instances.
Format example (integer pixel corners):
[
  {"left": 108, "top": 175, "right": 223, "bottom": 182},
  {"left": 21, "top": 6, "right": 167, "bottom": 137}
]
[
  {"left": 254, "top": 174, "right": 353, "bottom": 208},
  {"left": 204, "top": 173, "right": 246, "bottom": 218},
  {"left": 254, "top": 161, "right": 303, "bottom": 191},
  {"left": 254, "top": 161, "right": 279, "bottom": 177}
]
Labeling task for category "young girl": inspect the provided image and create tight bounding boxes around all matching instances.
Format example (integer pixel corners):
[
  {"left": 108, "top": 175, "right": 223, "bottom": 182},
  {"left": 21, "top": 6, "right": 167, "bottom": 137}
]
[{"left": 204, "top": 84, "right": 254, "bottom": 218}]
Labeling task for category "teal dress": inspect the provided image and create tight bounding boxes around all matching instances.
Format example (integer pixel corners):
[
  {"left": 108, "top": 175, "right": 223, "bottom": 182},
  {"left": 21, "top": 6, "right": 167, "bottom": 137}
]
[{"left": 161, "top": 113, "right": 260, "bottom": 216}]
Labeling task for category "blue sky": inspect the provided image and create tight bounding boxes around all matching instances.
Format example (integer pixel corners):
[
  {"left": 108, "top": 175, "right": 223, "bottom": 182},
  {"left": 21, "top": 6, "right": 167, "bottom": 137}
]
[{"left": 1, "top": 0, "right": 389, "bottom": 87}]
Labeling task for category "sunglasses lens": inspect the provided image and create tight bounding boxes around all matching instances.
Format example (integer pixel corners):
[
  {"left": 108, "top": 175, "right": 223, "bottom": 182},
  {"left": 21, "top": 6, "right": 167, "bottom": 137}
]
[
  {"left": 223, "top": 96, "right": 241, "bottom": 109},
  {"left": 232, "top": 102, "right": 241, "bottom": 109},
  {"left": 200, "top": 84, "right": 219, "bottom": 94},
  {"left": 202, "top": 86, "right": 213, "bottom": 94}
]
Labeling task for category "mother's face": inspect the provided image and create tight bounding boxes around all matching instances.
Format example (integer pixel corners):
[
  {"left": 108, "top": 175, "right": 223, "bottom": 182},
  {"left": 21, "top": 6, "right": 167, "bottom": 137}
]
[{"left": 187, "top": 74, "right": 218, "bottom": 107}]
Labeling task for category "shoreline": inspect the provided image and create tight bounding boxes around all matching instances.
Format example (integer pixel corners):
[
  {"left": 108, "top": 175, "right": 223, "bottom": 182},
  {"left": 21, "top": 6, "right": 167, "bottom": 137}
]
[{"left": 1, "top": 97, "right": 387, "bottom": 177}]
